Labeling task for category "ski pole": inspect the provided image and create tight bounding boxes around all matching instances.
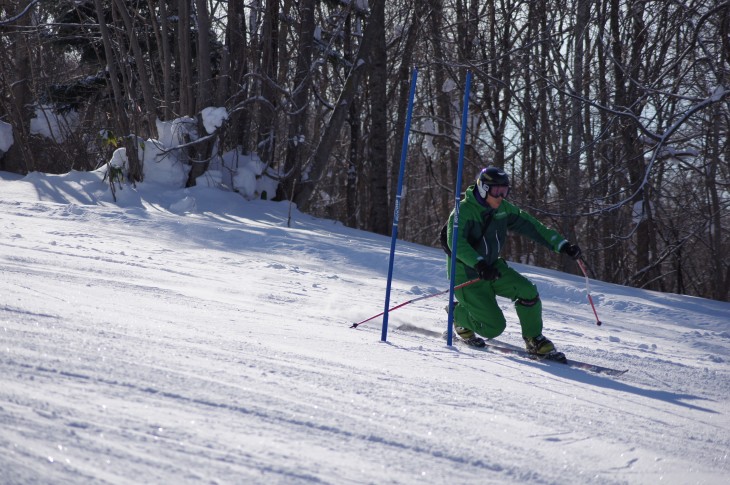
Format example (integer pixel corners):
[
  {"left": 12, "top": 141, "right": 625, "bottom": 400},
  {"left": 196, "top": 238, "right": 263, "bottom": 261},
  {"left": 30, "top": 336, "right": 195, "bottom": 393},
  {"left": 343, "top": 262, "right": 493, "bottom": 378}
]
[
  {"left": 351, "top": 279, "right": 480, "bottom": 329},
  {"left": 577, "top": 259, "right": 602, "bottom": 326}
]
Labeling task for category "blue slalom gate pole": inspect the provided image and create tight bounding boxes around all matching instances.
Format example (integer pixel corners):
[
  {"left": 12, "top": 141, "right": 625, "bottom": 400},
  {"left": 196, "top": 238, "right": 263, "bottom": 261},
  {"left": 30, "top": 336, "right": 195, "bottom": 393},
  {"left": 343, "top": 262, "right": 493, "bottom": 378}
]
[
  {"left": 381, "top": 67, "right": 418, "bottom": 342},
  {"left": 446, "top": 71, "right": 473, "bottom": 347}
]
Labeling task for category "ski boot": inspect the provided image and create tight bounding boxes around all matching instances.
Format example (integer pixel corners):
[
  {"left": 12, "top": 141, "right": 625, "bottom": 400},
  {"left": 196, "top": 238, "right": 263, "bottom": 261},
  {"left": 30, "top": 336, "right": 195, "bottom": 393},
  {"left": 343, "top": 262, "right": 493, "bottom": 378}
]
[
  {"left": 443, "top": 303, "right": 485, "bottom": 347},
  {"left": 523, "top": 334, "right": 566, "bottom": 362},
  {"left": 455, "top": 326, "right": 486, "bottom": 347}
]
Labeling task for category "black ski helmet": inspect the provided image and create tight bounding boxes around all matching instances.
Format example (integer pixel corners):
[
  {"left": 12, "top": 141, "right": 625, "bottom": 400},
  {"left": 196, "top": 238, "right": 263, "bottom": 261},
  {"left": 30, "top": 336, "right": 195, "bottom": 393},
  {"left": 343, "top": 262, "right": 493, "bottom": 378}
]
[{"left": 476, "top": 166, "right": 510, "bottom": 199}]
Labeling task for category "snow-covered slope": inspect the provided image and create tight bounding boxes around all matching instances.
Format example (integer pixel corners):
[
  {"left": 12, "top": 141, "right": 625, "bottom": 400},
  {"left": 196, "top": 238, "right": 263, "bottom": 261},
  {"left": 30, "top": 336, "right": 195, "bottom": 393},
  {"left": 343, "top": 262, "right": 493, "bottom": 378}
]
[{"left": 1, "top": 171, "right": 728, "bottom": 484}]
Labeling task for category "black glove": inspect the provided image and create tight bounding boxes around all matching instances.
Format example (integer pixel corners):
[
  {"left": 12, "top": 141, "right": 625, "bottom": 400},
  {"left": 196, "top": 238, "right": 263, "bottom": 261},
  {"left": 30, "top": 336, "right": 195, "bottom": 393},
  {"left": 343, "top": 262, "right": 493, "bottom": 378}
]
[
  {"left": 475, "top": 260, "right": 500, "bottom": 280},
  {"left": 560, "top": 242, "right": 582, "bottom": 260}
]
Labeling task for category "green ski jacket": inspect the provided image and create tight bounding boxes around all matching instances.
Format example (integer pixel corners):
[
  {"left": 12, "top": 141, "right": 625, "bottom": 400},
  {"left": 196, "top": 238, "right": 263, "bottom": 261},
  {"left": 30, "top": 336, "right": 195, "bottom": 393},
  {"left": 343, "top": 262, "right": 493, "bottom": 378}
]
[{"left": 446, "top": 185, "right": 567, "bottom": 283}]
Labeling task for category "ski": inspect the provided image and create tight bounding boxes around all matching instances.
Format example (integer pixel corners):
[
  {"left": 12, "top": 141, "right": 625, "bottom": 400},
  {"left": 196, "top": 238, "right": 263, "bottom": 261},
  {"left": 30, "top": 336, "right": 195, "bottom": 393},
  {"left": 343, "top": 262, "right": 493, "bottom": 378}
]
[
  {"left": 467, "top": 339, "right": 628, "bottom": 377},
  {"left": 395, "top": 324, "right": 627, "bottom": 377}
]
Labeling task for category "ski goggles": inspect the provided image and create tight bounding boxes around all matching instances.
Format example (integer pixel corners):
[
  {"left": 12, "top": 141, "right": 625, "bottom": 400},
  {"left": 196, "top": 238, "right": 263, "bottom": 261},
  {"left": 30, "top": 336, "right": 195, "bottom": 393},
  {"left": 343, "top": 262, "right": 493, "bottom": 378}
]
[{"left": 487, "top": 184, "right": 510, "bottom": 198}]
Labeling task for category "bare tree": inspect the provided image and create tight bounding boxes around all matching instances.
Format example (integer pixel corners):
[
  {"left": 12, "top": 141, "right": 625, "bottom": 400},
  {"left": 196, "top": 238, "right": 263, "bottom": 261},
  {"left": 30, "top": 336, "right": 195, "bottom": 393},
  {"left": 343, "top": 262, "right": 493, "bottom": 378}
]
[
  {"left": 93, "top": 0, "right": 142, "bottom": 181},
  {"left": 0, "top": 0, "right": 726, "bottom": 300},
  {"left": 294, "top": 1, "right": 382, "bottom": 212},
  {"left": 280, "top": 0, "right": 316, "bottom": 202},
  {"left": 366, "top": 0, "right": 389, "bottom": 235},
  {"left": 0, "top": 0, "right": 36, "bottom": 173}
]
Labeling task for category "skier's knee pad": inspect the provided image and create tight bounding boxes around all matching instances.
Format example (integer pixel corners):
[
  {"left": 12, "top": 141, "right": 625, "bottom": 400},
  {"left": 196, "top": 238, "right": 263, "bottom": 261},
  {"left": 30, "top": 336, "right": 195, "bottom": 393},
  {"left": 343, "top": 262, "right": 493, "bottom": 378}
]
[{"left": 516, "top": 296, "right": 540, "bottom": 307}]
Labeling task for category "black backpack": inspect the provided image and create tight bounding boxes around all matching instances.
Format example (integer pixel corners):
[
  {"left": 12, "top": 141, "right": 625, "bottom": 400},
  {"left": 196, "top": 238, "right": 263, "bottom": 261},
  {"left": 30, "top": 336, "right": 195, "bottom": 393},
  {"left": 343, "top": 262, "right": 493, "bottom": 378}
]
[{"left": 440, "top": 222, "right": 452, "bottom": 256}]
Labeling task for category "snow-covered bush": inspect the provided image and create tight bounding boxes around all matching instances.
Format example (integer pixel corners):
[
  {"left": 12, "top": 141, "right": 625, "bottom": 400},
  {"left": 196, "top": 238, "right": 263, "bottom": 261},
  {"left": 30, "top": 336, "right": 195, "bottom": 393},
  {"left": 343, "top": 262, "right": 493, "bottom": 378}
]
[
  {"left": 0, "top": 120, "right": 13, "bottom": 156},
  {"left": 98, "top": 108, "right": 278, "bottom": 200},
  {"left": 30, "top": 106, "right": 79, "bottom": 142}
]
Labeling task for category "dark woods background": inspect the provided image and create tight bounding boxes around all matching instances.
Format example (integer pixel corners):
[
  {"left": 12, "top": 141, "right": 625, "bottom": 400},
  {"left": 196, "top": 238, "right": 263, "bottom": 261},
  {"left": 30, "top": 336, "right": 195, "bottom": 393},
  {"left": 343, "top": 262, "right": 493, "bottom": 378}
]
[{"left": 1, "top": 1, "right": 728, "bottom": 301}]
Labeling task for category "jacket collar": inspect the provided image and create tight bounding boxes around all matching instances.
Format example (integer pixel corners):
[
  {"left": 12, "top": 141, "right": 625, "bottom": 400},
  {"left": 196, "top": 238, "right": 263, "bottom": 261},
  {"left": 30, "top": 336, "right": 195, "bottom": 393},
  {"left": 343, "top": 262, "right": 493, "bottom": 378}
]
[{"left": 466, "top": 185, "right": 490, "bottom": 209}]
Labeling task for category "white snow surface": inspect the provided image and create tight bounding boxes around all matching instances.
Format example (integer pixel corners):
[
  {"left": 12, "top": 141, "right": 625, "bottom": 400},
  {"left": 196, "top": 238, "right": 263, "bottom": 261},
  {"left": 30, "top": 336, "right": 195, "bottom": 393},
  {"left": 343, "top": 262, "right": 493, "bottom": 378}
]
[{"left": 1, "top": 170, "right": 729, "bottom": 485}]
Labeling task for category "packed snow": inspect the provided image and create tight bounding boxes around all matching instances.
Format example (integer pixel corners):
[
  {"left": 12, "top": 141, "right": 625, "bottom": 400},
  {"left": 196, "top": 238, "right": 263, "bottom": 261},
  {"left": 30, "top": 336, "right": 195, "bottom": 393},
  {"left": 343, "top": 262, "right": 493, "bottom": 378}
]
[{"left": 1, "top": 169, "right": 728, "bottom": 484}]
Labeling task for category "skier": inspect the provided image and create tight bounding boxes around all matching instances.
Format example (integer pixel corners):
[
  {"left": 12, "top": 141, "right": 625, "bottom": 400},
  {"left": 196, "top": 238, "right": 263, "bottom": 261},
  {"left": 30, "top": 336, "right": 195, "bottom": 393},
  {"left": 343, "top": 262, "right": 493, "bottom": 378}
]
[{"left": 445, "top": 166, "right": 582, "bottom": 355}]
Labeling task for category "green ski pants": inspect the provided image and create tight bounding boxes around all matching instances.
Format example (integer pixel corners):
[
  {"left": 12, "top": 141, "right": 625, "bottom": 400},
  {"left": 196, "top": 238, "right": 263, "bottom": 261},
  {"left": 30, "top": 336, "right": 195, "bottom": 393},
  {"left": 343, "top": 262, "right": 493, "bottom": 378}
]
[{"left": 453, "top": 258, "right": 543, "bottom": 339}]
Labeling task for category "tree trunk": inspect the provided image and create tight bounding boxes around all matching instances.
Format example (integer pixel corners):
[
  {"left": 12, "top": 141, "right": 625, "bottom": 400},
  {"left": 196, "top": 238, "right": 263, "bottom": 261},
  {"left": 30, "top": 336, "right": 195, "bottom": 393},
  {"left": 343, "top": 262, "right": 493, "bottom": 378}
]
[
  {"left": 428, "top": 0, "right": 457, "bottom": 218},
  {"left": 194, "top": 0, "right": 213, "bottom": 111},
  {"left": 177, "top": 0, "right": 195, "bottom": 116},
  {"left": 93, "top": 0, "right": 142, "bottom": 182},
  {"left": 258, "top": 0, "right": 280, "bottom": 165},
  {"left": 184, "top": 0, "right": 217, "bottom": 186},
  {"left": 390, "top": 5, "right": 420, "bottom": 232},
  {"left": 280, "top": 0, "right": 315, "bottom": 201},
  {"left": 344, "top": 12, "right": 360, "bottom": 227},
  {"left": 294, "top": 1, "right": 382, "bottom": 210},
  {"left": 562, "top": 0, "right": 589, "bottom": 271},
  {"left": 0, "top": 0, "right": 35, "bottom": 174},
  {"left": 367, "top": 0, "right": 389, "bottom": 235},
  {"left": 112, "top": 0, "right": 158, "bottom": 135},
  {"left": 147, "top": 0, "right": 174, "bottom": 120},
  {"left": 226, "top": 0, "right": 250, "bottom": 147}
]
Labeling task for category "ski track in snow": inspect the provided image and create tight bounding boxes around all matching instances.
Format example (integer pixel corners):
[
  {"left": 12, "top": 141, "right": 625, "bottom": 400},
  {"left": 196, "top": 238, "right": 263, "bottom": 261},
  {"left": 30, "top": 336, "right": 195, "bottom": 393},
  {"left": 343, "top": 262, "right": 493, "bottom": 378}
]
[{"left": 1, "top": 172, "right": 729, "bottom": 484}]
